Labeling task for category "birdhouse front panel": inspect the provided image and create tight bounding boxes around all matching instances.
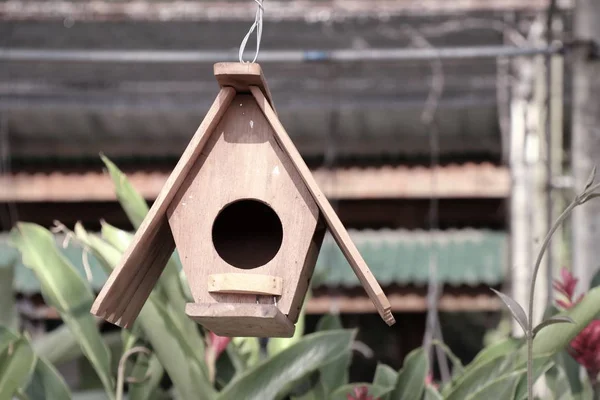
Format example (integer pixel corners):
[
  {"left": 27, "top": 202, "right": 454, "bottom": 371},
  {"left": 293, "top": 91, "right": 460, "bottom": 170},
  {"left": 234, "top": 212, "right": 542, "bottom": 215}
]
[
  {"left": 90, "top": 63, "right": 395, "bottom": 336},
  {"left": 167, "top": 94, "right": 322, "bottom": 325}
]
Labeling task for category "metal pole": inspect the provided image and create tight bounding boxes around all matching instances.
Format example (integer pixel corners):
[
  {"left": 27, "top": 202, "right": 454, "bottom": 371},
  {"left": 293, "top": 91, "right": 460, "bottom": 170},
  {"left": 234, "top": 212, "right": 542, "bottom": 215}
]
[
  {"left": 545, "top": 2, "right": 557, "bottom": 307},
  {"left": 0, "top": 45, "right": 562, "bottom": 64}
]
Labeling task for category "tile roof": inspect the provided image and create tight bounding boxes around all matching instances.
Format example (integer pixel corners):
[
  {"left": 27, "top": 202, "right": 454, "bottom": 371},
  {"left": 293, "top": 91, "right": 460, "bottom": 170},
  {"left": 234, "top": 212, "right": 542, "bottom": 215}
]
[{"left": 1, "top": 228, "right": 506, "bottom": 295}]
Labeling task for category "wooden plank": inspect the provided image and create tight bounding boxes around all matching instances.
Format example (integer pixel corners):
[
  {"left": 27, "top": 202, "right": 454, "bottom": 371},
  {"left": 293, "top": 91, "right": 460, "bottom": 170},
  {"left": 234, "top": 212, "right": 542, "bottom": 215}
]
[
  {"left": 186, "top": 303, "right": 295, "bottom": 337},
  {"left": 91, "top": 87, "right": 236, "bottom": 327},
  {"left": 208, "top": 273, "right": 284, "bottom": 296},
  {"left": 287, "top": 217, "right": 326, "bottom": 323},
  {"left": 214, "top": 62, "right": 276, "bottom": 112},
  {"left": 250, "top": 85, "right": 395, "bottom": 326}
]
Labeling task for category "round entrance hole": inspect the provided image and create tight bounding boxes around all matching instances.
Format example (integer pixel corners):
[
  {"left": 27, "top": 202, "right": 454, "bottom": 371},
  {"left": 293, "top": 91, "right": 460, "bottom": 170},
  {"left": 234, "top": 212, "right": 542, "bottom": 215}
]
[{"left": 211, "top": 199, "right": 283, "bottom": 269}]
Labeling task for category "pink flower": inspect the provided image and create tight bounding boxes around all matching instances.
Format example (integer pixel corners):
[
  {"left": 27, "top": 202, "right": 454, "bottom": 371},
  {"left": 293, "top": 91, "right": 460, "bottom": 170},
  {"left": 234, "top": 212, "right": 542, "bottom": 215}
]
[
  {"left": 569, "top": 320, "right": 600, "bottom": 380},
  {"left": 553, "top": 268, "right": 600, "bottom": 382},
  {"left": 425, "top": 372, "right": 439, "bottom": 389},
  {"left": 347, "top": 386, "right": 378, "bottom": 400},
  {"left": 553, "top": 268, "right": 584, "bottom": 309},
  {"left": 206, "top": 331, "right": 231, "bottom": 362},
  {"left": 205, "top": 331, "right": 232, "bottom": 383}
]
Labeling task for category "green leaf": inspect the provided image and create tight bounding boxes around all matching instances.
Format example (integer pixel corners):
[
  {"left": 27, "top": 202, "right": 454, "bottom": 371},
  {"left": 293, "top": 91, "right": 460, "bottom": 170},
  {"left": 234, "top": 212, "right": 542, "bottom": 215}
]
[
  {"left": 267, "top": 290, "right": 311, "bottom": 357},
  {"left": 229, "top": 337, "right": 261, "bottom": 371},
  {"left": 75, "top": 226, "right": 214, "bottom": 400},
  {"left": 469, "top": 337, "right": 522, "bottom": 367},
  {"left": 390, "top": 347, "right": 428, "bottom": 400},
  {"left": 290, "top": 379, "right": 327, "bottom": 400},
  {"left": 555, "top": 351, "right": 583, "bottom": 399},
  {"left": 424, "top": 385, "right": 444, "bottom": 400},
  {"left": 590, "top": 269, "right": 600, "bottom": 290},
  {"left": 24, "top": 356, "right": 72, "bottom": 400},
  {"left": 585, "top": 166, "right": 597, "bottom": 191},
  {"left": 543, "top": 363, "right": 572, "bottom": 400},
  {"left": 0, "top": 327, "right": 14, "bottom": 355},
  {"left": 444, "top": 349, "right": 517, "bottom": 399},
  {"left": 373, "top": 364, "right": 397, "bottom": 400},
  {"left": 100, "top": 158, "right": 203, "bottom": 354},
  {"left": 464, "top": 369, "right": 524, "bottom": 400},
  {"left": 128, "top": 353, "right": 164, "bottom": 400},
  {"left": 122, "top": 325, "right": 143, "bottom": 355},
  {"left": 101, "top": 155, "right": 149, "bottom": 229},
  {"left": 373, "top": 363, "right": 397, "bottom": 388},
  {"left": 518, "top": 285, "right": 600, "bottom": 363},
  {"left": 314, "top": 314, "right": 350, "bottom": 393},
  {"left": 329, "top": 384, "right": 393, "bottom": 400},
  {"left": 0, "top": 328, "right": 35, "bottom": 399},
  {"left": 0, "top": 263, "right": 18, "bottom": 330},
  {"left": 218, "top": 329, "right": 356, "bottom": 400},
  {"left": 9, "top": 223, "right": 95, "bottom": 313},
  {"left": 315, "top": 314, "right": 343, "bottom": 331},
  {"left": 138, "top": 300, "right": 215, "bottom": 400},
  {"left": 99, "top": 223, "right": 202, "bottom": 354},
  {"left": 100, "top": 157, "right": 196, "bottom": 340},
  {"left": 34, "top": 325, "right": 121, "bottom": 368},
  {"left": 283, "top": 370, "right": 321, "bottom": 400},
  {"left": 532, "top": 316, "right": 574, "bottom": 337},
  {"left": 491, "top": 289, "right": 528, "bottom": 335},
  {"left": 512, "top": 357, "right": 554, "bottom": 400},
  {"left": 431, "top": 339, "right": 465, "bottom": 382},
  {"left": 9, "top": 223, "right": 115, "bottom": 398},
  {"left": 32, "top": 324, "right": 80, "bottom": 365}
]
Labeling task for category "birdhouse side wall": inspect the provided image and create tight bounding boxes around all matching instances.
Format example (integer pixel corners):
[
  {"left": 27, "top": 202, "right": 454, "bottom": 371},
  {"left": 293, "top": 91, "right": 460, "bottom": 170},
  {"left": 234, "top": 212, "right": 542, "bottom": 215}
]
[{"left": 167, "top": 94, "right": 320, "bottom": 318}]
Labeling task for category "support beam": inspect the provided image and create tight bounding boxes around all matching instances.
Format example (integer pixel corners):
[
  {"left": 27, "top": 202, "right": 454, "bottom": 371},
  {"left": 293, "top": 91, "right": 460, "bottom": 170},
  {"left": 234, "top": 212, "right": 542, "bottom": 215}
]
[
  {"left": 0, "top": 0, "right": 572, "bottom": 22},
  {"left": 0, "top": 45, "right": 562, "bottom": 64},
  {"left": 571, "top": 0, "right": 600, "bottom": 292},
  {"left": 509, "top": 21, "right": 550, "bottom": 335},
  {"left": 16, "top": 291, "right": 502, "bottom": 320},
  {"left": 306, "top": 292, "right": 501, "bottom": 314},
  {"left": 0, "top": 164, "right": 510, "bottom": 202}
]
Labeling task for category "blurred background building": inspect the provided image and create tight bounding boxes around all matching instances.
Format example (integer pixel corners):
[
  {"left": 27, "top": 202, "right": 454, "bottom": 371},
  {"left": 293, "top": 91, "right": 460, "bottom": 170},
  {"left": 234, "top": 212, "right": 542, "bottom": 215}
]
[{"left": 0, "top": 0, "right": 577, "bottom": 389}]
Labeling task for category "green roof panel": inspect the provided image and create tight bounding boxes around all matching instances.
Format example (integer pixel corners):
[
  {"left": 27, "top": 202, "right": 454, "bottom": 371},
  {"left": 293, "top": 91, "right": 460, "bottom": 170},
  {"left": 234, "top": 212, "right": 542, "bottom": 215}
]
[{"left": 1, "top": 229, "right": 506, "bottom": 295}]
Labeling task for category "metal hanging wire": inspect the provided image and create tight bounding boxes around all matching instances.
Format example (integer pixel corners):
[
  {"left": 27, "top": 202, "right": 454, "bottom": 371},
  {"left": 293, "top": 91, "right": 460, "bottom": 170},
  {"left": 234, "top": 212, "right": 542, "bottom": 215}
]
[{"left": 238, "top": 0, "right": 264, "bottom": 63}]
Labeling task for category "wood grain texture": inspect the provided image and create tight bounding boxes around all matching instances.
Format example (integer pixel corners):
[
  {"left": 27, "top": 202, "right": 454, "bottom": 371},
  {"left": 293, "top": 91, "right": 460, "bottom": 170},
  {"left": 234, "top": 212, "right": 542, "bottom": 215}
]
[
  {"left": 208, "top": 273, "right": 283, "bottom": 296},
  {"left": 167, "top": 94, "right": 320, "bottom": 320},
  {"left": 287, "top": 217, "right": 326, "bottom": 323},
  {"left": 250, "top": 85, "right": 396, "bottom": 326},
  {"left": 90, "top": 87, "right": 236, "bottom": 327},
  {"left": 214, "top": 62, "right": 276, "bottom": 112},
  {"left": 186, "top": 303, "right": 295, "bottom": 337}
]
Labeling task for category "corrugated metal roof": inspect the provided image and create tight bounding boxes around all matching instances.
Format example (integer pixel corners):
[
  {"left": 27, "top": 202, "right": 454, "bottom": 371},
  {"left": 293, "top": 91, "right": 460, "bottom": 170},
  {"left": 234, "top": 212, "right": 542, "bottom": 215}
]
[
  {"left": 1, "top": 228, "right": 506, "bottom": 294},
  {"left": 1, "top": 13, "right": 520, "bottom": 160},
  {"left": 0, "top": 163, "right": 510, "bottom": 202},
  {"left": 313, "top": 229, "right": 506, "bottom": 287}
]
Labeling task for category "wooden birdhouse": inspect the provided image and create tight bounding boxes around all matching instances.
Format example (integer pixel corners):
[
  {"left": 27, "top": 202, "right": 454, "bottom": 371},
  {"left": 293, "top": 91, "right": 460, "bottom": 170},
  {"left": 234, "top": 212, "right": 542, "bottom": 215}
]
[{"left": 91, "top": 63, "right": 395, "bottom": 337}]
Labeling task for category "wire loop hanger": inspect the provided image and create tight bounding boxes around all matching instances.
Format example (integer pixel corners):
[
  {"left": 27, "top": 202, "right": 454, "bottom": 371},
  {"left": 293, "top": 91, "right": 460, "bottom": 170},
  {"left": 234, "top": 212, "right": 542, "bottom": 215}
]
[{"left": 239, "top": 0, "right": 264, "bottom": 63}]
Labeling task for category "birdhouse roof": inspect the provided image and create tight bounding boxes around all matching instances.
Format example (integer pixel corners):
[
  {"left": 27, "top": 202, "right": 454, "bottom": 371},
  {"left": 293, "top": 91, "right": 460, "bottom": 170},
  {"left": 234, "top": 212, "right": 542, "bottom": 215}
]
[{"left": 91, "top": 63, "right": 394, "bottom": 329}]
